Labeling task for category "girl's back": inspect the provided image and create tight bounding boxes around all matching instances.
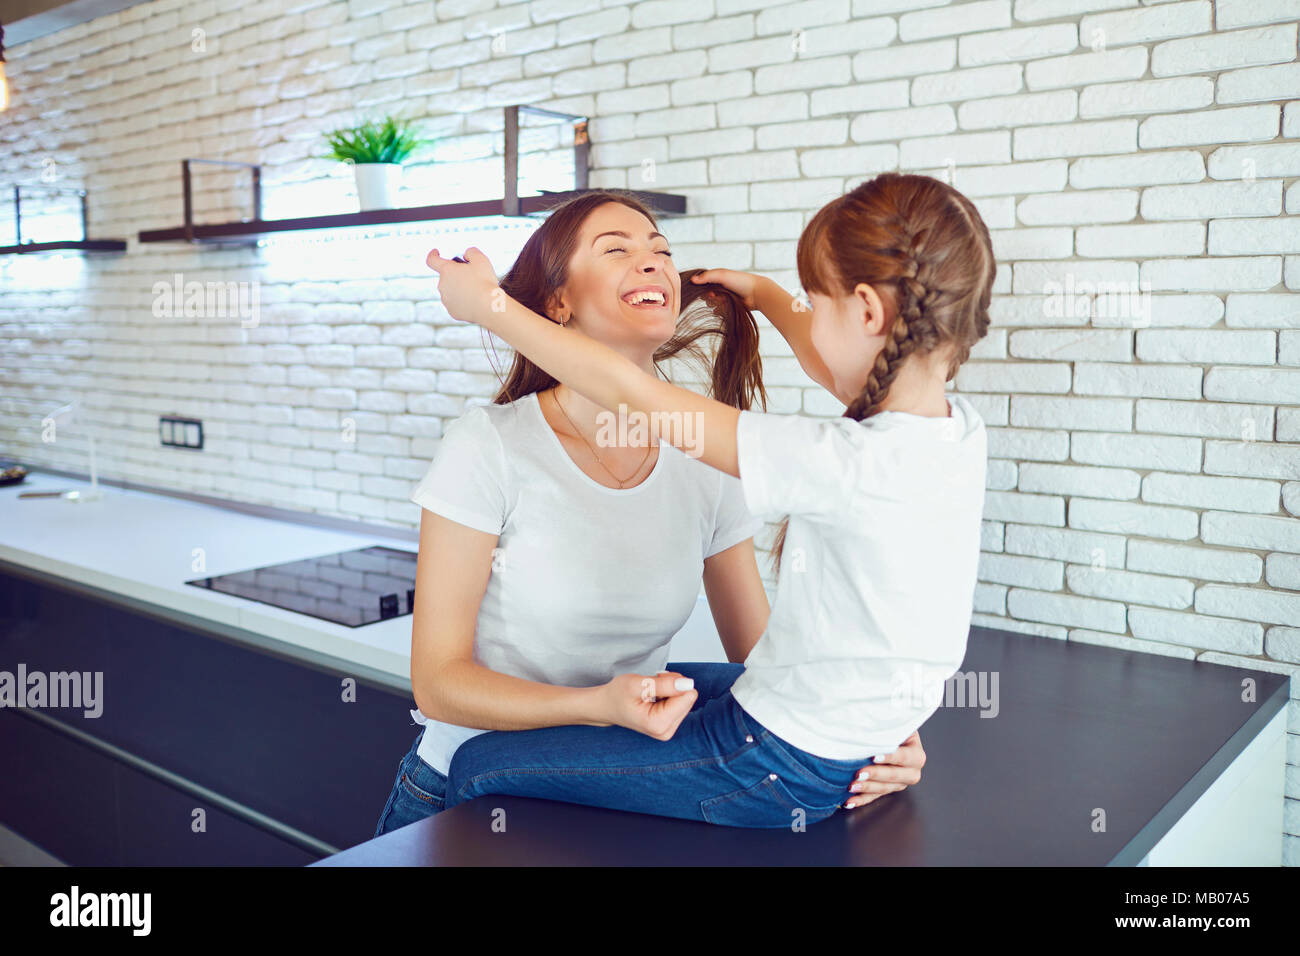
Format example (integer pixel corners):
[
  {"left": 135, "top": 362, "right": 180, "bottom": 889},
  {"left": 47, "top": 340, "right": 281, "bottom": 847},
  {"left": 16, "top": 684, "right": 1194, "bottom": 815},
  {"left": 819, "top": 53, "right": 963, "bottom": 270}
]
[{"left": 728, "top": 392, "right": 988, "bottom": 762}]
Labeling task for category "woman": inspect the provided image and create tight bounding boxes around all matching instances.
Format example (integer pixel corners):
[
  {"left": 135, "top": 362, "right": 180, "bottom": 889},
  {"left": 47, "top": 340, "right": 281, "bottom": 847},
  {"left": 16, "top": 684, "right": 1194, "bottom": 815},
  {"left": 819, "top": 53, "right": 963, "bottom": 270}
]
[{"left": 375, "top": 191, "right": 925, "bottom": 837}]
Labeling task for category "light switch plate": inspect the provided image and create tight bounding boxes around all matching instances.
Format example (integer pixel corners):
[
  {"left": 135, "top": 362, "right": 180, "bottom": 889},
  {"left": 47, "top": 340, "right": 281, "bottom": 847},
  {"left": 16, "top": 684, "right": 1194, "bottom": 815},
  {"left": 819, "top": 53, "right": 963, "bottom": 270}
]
[{"left": 160, "top": 416, "right": 203, "bottom": 450}]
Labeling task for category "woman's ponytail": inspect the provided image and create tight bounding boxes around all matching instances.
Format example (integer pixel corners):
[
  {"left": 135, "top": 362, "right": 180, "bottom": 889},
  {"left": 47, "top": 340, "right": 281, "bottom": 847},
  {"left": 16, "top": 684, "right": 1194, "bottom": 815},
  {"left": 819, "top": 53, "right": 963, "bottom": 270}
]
[{"left": 654, "top": 268, "right": 766, "bottom": 413}]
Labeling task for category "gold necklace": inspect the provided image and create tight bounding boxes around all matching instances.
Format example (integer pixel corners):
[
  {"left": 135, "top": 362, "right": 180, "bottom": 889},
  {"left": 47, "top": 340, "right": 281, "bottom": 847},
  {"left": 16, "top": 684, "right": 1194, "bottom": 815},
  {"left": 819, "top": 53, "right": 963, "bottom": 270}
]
[{"left": 550, "top": 388, "right": 654, "bottom": 488}]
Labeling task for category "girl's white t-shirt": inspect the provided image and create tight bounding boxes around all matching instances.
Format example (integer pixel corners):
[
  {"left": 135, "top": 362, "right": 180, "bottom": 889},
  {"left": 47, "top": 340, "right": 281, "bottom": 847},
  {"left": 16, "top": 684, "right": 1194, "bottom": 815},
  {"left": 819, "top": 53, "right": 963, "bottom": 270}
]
[
  {"left": 407, "top": 391, "right": 762, "bottom": 774},
  {"left": 729, "top": 394, "right": 988, "bottom": 761}
]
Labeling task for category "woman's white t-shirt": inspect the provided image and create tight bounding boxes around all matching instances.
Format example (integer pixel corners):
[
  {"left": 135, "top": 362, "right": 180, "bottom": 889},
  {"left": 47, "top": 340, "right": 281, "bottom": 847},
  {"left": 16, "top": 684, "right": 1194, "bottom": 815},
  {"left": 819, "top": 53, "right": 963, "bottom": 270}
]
[
  {"left": 407, "top": 391, "right": 762, "bottom": 774},
  {"left": 729, "top": 394, "right": 988, "bottom": 761}
]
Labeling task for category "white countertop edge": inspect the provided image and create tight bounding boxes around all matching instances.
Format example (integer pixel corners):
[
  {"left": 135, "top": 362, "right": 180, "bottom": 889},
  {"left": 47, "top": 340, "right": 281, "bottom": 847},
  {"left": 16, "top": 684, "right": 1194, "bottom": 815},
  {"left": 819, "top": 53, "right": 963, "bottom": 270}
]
[
  {"left": 0, "top": 541, "right": 415, "bottom": 690},
  {"left": 0, "top": 470, "right": 420, "bottom": 688}
]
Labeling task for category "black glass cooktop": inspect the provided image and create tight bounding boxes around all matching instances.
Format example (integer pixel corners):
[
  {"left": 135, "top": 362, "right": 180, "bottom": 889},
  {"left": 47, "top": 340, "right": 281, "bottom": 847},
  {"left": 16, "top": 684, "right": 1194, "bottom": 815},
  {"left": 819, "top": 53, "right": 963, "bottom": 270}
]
[{"left": 185, "top": 546, "right": 418, "bottom": 628}]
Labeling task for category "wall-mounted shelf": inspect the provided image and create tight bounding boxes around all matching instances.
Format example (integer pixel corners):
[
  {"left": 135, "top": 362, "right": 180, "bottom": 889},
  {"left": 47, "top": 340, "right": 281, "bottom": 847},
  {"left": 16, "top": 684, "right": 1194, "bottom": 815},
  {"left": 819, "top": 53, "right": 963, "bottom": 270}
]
[
  {"left": 0, "top": 186, "right": 127, "bottom": 255},
  {"left": 0, "top": 239, "right": 128, "bottom": 254},
  {"left": 138, "top": 105, "right": 688, "bottom": 247},
  {"left": 138, "top": 189, "right": 685, "bottom": 245}
]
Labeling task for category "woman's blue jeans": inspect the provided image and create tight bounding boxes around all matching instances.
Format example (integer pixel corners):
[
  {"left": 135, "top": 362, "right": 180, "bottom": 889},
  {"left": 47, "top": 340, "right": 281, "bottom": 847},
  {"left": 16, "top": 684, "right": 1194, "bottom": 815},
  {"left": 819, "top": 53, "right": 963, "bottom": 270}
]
[{"left": 375, "top": 662, "right": 872, "bottom": 835}]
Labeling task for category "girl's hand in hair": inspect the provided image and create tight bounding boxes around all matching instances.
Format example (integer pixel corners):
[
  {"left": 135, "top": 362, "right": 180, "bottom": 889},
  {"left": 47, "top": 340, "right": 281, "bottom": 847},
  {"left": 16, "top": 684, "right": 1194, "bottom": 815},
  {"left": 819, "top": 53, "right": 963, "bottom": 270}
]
[
  {"left": 426, "top": 246, "right": 502, "bottom": 326},
  {"left": 689, "top": 268, "right": 765, "bottom": 311},
  {"left": 595, "top": 672, "right": 698, "bottom": 741}
]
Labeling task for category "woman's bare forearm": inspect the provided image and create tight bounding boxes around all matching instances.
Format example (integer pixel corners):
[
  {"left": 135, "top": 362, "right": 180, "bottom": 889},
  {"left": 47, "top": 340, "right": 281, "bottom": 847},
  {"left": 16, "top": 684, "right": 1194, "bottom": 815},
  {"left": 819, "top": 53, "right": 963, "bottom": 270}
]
[{"left": 420, "top": 657, "right": 609, "bottom": 731}]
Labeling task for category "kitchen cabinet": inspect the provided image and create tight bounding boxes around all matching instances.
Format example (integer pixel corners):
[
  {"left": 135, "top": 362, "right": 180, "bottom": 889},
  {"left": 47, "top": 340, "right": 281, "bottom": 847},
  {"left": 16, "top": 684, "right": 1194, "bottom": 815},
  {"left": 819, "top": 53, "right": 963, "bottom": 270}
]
[{"left": 0, "top": 568, "right": 417, "bottom": 864}]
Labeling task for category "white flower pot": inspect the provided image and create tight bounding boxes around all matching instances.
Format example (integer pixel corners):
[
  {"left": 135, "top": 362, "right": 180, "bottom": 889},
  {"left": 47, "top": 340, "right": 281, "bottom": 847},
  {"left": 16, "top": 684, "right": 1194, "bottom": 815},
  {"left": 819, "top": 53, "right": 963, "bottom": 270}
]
[{"left": 353, "top": 163, "right": 403, "bottom": 211}]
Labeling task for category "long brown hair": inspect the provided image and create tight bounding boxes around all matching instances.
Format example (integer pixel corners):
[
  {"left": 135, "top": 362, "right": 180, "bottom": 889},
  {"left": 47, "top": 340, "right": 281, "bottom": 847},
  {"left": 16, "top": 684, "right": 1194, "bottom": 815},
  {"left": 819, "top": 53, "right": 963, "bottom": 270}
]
[
  {"left": 487, "top": 190, "right": 766, "bottom": 411},
  {"left": 769, "top": 172, "right": 996, "bottom": 575}
]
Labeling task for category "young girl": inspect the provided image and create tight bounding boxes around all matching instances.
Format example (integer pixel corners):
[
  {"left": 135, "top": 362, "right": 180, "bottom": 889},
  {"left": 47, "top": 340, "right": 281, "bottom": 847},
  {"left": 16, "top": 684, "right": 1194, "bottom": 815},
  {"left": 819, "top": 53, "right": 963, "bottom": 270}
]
[{"left": 424, "top": 172, "right": 994, "bottom": 828}]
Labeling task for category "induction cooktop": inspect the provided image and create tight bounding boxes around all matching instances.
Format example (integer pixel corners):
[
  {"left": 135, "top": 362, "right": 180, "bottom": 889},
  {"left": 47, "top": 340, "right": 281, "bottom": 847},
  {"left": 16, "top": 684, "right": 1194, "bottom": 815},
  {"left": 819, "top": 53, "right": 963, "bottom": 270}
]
[{"left": 185, "top": 546, "right": 418, "bottom": 628}]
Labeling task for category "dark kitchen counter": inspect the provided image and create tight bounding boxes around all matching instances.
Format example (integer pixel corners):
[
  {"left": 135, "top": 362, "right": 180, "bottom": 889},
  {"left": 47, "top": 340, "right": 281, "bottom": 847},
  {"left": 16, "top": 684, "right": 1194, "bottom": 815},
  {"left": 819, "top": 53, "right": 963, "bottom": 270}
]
[{"left": 314, "top": 624, "right": 1292, "bottom": 866}]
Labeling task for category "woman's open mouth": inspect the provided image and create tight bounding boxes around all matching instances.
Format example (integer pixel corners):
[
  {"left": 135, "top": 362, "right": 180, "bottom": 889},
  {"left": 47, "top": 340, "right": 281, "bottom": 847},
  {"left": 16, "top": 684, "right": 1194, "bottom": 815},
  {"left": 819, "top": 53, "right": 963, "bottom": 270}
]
[{"left": 621, "top": 287, "right": 671, "bottom": 310}]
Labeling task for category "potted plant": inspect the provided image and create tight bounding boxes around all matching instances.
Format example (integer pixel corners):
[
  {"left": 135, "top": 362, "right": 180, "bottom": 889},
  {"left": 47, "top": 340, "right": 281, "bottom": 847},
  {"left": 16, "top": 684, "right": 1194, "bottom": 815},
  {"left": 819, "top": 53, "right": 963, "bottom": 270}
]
[{"left": 322, "top": 115, "right": 428, "bottom": 211}]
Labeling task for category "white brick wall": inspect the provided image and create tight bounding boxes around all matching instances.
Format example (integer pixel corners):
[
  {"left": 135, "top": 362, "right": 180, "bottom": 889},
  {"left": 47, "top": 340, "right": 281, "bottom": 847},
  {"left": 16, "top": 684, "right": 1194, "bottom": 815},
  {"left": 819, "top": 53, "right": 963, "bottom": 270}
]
[{"left": 1, "top": 0, "right": 1297, "bottom": 863}]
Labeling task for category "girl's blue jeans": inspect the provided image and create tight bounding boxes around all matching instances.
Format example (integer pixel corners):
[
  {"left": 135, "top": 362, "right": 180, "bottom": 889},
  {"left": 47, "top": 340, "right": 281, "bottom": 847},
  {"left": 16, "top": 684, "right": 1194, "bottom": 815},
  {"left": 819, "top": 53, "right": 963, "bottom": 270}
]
[{"left": 375, "top": 662, "right": 873, "bottom": 835}]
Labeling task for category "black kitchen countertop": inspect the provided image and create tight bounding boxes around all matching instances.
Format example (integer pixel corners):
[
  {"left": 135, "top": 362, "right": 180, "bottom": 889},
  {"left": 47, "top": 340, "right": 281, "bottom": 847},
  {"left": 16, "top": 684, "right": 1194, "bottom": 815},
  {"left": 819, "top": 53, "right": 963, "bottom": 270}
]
[{"left": 314, "top": 624, "right": 1291, "bottom": 866}]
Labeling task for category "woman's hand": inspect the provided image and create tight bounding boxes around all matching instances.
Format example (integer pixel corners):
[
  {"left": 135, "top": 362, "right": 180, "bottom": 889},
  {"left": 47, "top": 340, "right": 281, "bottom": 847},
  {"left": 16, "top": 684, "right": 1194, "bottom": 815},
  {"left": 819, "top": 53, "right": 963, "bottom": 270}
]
[
  {"left": 688, "top": 268, "right": 766, "bottom": 311},
  {"left": 426, "top": 246, "right": 502, "bottom": 327},
  {"left": 844, "top": 731, "right": 927, "bottom": 809},
  {"left": 595, "top": 672, "right": 698, "bottom": 741}
]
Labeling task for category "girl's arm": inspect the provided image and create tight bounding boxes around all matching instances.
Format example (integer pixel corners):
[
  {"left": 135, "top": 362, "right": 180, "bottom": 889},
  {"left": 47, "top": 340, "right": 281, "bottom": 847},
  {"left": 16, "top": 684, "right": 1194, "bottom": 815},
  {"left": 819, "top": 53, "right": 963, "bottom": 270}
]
[
  {"left": 752, "top": 276, "right": 837, "bottom": 393},
  {"left": 429, "top": 247, "right": 743, "bottom": 479},
  {"left": 701, "top": 537, "right": 769, "bottom": 663},
  {"left": 412, "top": 509, "right": 695, "bottom": 737}
]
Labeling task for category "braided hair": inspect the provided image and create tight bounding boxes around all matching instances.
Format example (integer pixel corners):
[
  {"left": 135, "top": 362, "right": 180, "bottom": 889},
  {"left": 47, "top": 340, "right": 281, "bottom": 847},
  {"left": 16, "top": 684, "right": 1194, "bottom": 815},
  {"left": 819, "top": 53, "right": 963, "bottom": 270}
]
[{"left": 768, "top": 173, "right": 996, "bottom": 576}]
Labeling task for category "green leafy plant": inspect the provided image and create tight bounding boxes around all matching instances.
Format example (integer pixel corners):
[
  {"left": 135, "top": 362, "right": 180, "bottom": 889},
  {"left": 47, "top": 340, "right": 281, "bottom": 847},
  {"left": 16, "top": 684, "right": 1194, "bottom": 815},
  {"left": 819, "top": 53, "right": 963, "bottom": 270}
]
[{"left": 322, "top": 115, "right": 427, "bottom": 165}]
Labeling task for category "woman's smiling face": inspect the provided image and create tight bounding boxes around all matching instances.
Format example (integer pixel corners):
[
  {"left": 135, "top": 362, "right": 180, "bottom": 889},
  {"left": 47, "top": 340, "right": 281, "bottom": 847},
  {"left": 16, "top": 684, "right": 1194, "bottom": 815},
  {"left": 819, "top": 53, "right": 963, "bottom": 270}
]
[{"left": 551, "top": 202, "right": 680, "bottom": 355}]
